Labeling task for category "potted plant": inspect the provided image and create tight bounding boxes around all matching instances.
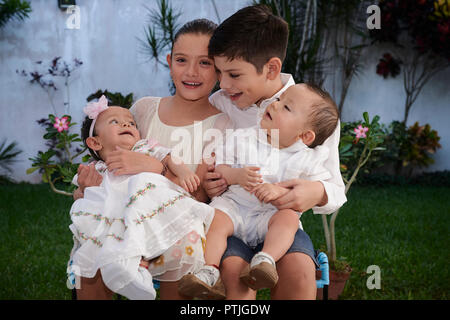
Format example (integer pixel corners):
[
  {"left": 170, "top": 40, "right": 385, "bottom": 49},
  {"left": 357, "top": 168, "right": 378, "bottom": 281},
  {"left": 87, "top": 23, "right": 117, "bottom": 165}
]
[{"left": 317, "top": 112, "right": 386, "bottom": 299}]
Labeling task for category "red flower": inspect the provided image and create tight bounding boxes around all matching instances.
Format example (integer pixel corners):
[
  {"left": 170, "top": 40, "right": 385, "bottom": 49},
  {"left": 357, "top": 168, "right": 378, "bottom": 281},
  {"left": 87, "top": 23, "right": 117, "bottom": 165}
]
[
  {"left": 438, "top": 22, "right": 449, "bottom": 35},
  {"left": 376, "top": 53, "right": 401, "bottom": 78}
]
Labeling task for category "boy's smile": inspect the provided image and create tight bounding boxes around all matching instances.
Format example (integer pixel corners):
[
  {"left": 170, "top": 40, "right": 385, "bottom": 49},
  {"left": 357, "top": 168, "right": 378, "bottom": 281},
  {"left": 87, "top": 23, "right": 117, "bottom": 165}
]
[{"left": 214, "top": 56, "right": 272, "bottom": 109}]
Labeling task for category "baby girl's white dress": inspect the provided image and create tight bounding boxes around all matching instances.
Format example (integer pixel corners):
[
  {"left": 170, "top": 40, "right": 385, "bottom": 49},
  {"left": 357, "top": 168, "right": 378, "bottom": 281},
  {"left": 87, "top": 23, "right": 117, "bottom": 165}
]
[{"left": 68, "top": 139, "right": 214, "bottom": 299}]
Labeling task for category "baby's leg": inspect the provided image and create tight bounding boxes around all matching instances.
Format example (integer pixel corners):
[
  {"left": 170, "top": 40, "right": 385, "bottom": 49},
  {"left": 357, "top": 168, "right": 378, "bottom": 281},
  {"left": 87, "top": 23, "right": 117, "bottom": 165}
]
[
  {"left": 178, "top": 209, "right": 233, "bottom": 299},
  {"left": 262, "top": 209, "right": 300, "bottom": 262},
  {"left": 204, "top": 209, "right": 234, "bottom": 267}
]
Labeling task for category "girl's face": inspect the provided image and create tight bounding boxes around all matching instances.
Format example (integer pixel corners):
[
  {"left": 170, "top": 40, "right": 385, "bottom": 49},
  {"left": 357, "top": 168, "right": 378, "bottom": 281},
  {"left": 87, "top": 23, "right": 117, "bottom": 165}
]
[
  {"left": 167, "top": 33, "right": 217, "bottom": 101},
  {"left": 89, "top": 107, "right": 140, "bottom": 159}
]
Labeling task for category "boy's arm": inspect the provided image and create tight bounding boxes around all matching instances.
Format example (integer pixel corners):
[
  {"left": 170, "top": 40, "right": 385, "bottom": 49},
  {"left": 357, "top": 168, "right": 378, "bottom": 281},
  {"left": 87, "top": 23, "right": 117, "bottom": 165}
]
[{"left": 271, "top": 123, "right": 346, "bottom": 213}]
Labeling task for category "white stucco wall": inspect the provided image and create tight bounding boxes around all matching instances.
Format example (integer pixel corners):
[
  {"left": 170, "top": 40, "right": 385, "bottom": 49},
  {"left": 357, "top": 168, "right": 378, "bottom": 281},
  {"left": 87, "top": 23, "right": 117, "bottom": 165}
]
[
  {"left": 0, "top": 0, "right": 449, "bottom": 183},
  {"left": 0, "top": 0, "right": 249, "bottom": 183},
  {"left": 327, "top": 44, "right": 450, "bottom": 173}
]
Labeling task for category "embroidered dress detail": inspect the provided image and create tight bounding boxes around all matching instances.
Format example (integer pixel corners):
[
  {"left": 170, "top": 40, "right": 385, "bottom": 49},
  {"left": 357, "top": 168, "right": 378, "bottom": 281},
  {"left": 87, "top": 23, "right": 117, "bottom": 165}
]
[
  {"left": 71, "top": 211, "right": 126, "bottom": 228},
  {"left": 134, "top": 193, "right": 187, "bottom": 225},
  {"left": 126, "top": 182, "right": 157, "bottom": 207}
]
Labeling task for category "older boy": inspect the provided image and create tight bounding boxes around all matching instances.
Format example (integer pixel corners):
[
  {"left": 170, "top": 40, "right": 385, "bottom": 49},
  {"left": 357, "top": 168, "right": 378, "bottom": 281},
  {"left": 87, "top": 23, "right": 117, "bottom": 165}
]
[{"left": 203, "top": 5, "right": 347, "bottom": 299}]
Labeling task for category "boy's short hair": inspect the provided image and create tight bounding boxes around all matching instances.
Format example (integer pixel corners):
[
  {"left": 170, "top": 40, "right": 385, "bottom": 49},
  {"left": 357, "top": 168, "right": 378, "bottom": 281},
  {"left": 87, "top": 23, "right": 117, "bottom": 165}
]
[
  {"left": 208, "top": 4, "right": 289, "bottom": 73},
  {"left": 304, "top": 83, "right": 339, "bottom": 148}
]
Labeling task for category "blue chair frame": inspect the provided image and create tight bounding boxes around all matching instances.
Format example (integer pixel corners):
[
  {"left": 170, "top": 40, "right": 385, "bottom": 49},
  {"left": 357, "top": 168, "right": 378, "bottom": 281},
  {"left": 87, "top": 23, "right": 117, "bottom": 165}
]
[{"left": 315, "top": 251, "right": 329, "bottom": 300}]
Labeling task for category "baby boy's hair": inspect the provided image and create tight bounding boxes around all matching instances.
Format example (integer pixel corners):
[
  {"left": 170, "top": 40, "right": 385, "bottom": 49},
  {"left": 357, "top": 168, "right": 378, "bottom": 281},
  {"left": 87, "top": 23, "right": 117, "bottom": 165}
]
[
  {"left": 304, "top": 83, "right": 339, "bottom": 148},
  {"left": 81, "top": 115, "right": 102, "bottom": 161},
  {"left": 171, "top": 18, "right": 218, "bottom": 55},
  {"left": 208, "top": 4, "right": 289, "bottom": 73}
]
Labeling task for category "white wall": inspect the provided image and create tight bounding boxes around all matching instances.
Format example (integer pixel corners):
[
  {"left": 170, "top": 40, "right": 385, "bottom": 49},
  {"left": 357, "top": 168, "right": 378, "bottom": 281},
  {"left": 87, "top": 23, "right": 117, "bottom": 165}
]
[
  {"left": 327, "top": 44, "right": 450, "bottom": 173},
  {"left": 0, "top": 0, "right": 449, "bottom": 183},
  {"left": 0, "top": 0, "right": 249, "bottom": 183}
]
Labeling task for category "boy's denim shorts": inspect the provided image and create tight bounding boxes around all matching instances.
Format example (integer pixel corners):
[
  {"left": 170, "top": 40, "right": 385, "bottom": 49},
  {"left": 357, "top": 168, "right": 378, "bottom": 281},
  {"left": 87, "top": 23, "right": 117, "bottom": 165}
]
[{"left": 221, "top": 228, "right": 319, "bottom": 268}]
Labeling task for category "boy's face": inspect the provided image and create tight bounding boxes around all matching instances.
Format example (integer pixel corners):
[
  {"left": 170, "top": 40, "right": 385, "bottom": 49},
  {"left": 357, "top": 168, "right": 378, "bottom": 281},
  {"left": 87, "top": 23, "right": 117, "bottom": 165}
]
[
  {"left": 168, "top": 33, "right": 217, "bottom": 102},
  {"left": 214, "top": 56, "right": 271, "bottom": 109},
  {"left": 93, "top": 107, "right": 141, "bottom": 156},
  {"left": 260, "top": 84, "right": 318, "bottom": 148}
]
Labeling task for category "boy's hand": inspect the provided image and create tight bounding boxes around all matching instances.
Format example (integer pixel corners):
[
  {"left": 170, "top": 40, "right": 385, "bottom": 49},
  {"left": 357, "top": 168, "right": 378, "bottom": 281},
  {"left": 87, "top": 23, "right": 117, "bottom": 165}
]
[
  {"left": 271, "top": 179, "right": 327, "bottom": 212},
  {"left": 177, "top": 171, "right": 201, "bottom": 193},
  {"left": 251, "top": 183, "right": 289, "bottom": 203},
  {"left": 237, "top": 167, "right": 263, "bottom": 191},
  {"left": 77, "top": 163, "right": 102, "bottom": 191},
  {"left": 203, "top": 164, "right": 228, "bottom": 199}
]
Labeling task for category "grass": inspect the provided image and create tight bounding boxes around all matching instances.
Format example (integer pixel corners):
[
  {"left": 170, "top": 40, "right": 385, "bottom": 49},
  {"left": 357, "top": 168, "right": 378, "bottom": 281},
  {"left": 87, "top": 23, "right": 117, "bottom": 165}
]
[{"left": 0, "top": 183, "right": 448, "bottom": 300}]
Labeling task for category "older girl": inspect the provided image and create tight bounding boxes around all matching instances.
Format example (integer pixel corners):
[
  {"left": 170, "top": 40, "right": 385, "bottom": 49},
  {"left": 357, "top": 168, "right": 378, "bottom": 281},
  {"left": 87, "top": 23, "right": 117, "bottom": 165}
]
[{"left": 73, "top": 19, "right": 231, "bottom": 299}]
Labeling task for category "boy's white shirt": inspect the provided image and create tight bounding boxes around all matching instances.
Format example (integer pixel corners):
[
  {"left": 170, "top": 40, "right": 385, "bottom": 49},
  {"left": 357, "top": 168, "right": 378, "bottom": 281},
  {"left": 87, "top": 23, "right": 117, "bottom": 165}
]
[{"left": 209, "top": 73, "right": 347, "bottom": 214}]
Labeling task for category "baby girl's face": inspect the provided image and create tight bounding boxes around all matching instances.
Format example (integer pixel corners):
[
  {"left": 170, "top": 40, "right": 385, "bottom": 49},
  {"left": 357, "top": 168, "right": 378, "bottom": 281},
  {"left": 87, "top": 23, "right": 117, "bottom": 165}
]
[
  {"left": 260, "top": 84, "right": 318, "bottom": 148},
  {"left": 94, "top": 107, "right": 141, "bottom": 155}
]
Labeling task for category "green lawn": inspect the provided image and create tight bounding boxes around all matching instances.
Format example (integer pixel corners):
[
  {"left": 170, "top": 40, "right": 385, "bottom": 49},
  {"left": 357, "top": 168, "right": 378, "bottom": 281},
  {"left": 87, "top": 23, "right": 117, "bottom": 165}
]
[{"left": 0, "top": 183, "right": 448, "bottom": 300}]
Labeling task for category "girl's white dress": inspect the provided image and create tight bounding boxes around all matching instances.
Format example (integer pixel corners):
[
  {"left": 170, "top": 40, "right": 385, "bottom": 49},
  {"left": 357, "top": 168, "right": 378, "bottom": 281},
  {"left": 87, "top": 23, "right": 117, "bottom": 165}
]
[
  {"left": 128, "top": 97, "right": 232, "bottom": 282},
  {"left": 68, "top": 139, "right": 214, "bottom": 299}
]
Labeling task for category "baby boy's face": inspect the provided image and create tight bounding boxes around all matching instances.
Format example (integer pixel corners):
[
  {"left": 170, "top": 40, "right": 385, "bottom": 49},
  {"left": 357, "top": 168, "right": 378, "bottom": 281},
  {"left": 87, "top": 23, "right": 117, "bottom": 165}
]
[{"left": 260, "top": 84, "right": 319, "bottom": 148}]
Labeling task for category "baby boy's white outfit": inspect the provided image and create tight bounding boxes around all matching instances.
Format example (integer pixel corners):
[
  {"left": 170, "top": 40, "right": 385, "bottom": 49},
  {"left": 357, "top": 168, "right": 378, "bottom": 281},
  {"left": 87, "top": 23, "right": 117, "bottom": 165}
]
[{"left": 209, "top": 126, "right": 331, "bottom": 247}]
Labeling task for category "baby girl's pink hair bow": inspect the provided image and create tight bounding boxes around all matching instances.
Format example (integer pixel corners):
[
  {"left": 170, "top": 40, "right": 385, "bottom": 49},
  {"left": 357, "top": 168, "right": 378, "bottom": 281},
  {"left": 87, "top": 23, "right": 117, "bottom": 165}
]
[{"left": 83, "top": 95, "right": 109, "bottom": 138}]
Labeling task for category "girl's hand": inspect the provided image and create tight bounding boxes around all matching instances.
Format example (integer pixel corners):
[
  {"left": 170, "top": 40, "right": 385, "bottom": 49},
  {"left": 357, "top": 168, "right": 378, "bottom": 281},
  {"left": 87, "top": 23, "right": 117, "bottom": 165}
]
[
  {"left": 177, "top": 171, "right": 201, "bottom": 193},
  {"left": 203, "top": 164, "right": 228, "bottom": 199},
  {"left": 251, "top": 183, "right": 290, "bottom": 203},
  {"left": 237, "top": 167, "right": 263, "bottom": 191},
  {"left": 106, "top": 146, "right": 163, "bottom": 176},
  {"left": 77, "top": 163, "right": 103, "bottom": 191},
  {"left": 270, "top": 179, "right": 327, "bottom": 212}
]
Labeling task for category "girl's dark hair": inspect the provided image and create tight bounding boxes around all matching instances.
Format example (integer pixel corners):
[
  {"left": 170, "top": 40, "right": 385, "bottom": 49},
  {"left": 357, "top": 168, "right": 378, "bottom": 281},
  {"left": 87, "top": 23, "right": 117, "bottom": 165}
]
[
  {"left": 81, "top": 115, "right": 101, "bottom": 161},
  {"left": 171, "top": 18, "right": 218, "bottom": 55}
]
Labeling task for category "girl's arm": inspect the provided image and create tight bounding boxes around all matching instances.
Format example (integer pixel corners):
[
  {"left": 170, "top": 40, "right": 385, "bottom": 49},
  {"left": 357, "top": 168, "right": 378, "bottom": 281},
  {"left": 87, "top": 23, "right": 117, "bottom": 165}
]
[
  {"left": 73, "top": 163, "right": 103, "bottom": 200},
  {"left": 105, "top": 146, "right": 163, "bottom": 176},
  {"left": 163, "top": 155, "right": 200, "bottom": 193},
  {"left": 164, "top": 161, "right": 209, "bottom": 203}
]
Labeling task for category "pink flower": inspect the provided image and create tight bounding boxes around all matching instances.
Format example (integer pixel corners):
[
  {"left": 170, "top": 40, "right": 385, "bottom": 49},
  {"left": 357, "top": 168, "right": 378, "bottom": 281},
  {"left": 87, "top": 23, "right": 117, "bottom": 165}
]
[
  {"left": 353, "top": 125, "right": 369, "bottom": 142},
  {"left": 53, "top": 116, "right": 69, "bottom": 132},
  {"left": 187, "top": 230, "right": 200, "bottom": 243},
  {"left": 171, "top": 248, "right": 182, "bottom": 259}
]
